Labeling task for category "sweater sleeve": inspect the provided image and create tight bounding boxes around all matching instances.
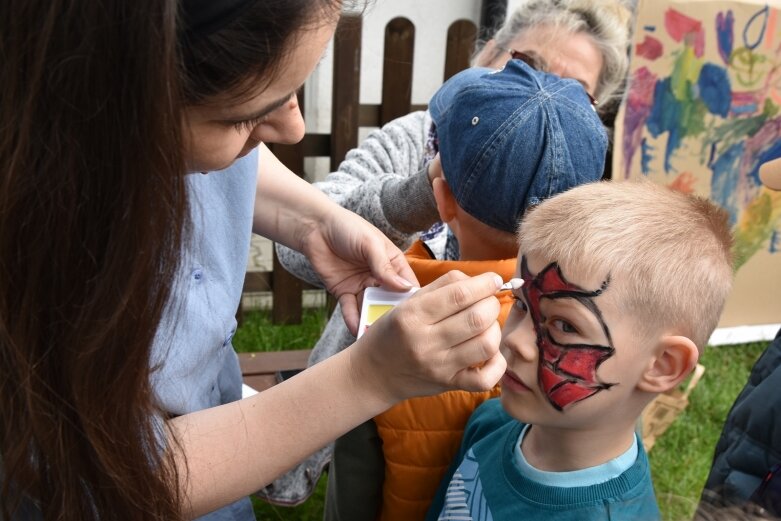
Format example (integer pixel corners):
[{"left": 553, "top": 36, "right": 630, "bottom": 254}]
[{"left": 275, "top": 110, "right": 439, "bottom": 283}]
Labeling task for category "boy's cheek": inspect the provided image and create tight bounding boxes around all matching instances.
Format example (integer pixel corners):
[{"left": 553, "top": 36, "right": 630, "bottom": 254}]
[
  {"left": 592, "top": 344, "right": 651, "bottom": 392},
  {"left": 501, "top": 389, "right": 590, "bottom": 427},
  {"left": 500, "top": 390, "right": 545, "bottom": 424}
]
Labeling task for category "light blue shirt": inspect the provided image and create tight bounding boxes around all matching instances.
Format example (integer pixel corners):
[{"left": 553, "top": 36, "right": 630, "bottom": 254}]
[{"left": 150, "top": 150, "right": 258, "bottom": 416}]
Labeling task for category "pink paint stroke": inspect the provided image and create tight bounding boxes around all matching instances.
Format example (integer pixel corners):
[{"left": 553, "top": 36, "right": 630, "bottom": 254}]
[
  {"left": 665, "top": 8, "right": 705, "bottom": 57},
  {"left": 668, "top": 172, "right": 697, "bottom": 194},
  {"left": 622, "top": 66, "right": 658, "bottom": 178},
  {"left": 636, "top": 35, "right": 664, "bottom": 60}
]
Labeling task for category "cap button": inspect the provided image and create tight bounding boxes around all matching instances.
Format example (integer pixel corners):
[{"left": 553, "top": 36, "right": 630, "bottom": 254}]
[{"left": 471, "top": 116, "right": 479, "bottom": 126}]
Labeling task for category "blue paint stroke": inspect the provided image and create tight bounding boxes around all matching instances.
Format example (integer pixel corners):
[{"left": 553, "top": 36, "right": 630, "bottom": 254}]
[
  {"left": 731, "top": 103, "right": 758, "bottom": 115},
  {"left": 698, "top": 64, "right": 731, "bottom": 117},
  {"left": 708, "top": 142, "right": 717, "bottom": 168},
  {"left": 647, "top": 77, "right": 684, "bottom": 173},
  {"left": 710, "top": 142, "right": 744, "bottom": 226},
  {"left": 747, "top": 140, "right": 781, "bottom": 187},
  {"left": 641, "top": 138, "right": 654, "bottom": 175},
  {"left": 644, "top": 25, "right": 656, "bottom": 32},
  {"left": 771, "top": 230, "right": 779, "bottom": 254},
  {"left": 716, "top": 11, "right": 734, "bottom": 64},
  {"left": 646, "top": 79, "right": 675, "bottom": 139},
  {"left": 743, "top": 5, "right": 769, "bottom": 51}
]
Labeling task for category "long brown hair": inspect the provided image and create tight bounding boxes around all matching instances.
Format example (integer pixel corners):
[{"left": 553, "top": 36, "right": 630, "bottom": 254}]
[
  {"left": 0, "top": 0, "right": 186, "bottom": 519},
  {"left": 1, "top": 0, "right": 350, "bottom": 517},
  {"left": 180, "top": 0, "right": 343, "bottom": 106}
]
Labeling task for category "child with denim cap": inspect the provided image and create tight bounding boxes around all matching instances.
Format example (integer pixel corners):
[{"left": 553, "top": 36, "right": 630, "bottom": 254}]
[
  {"left": 427, "top": 180, "right": 734, "bottom": 521},
  {"left": 314, "top": 59, "right": 607, "bottom": 521}
]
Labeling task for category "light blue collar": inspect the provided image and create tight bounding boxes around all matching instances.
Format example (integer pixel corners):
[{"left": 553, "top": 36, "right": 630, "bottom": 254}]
[{"left": 513, "top": 424, "right": 639, "bottom": 488}]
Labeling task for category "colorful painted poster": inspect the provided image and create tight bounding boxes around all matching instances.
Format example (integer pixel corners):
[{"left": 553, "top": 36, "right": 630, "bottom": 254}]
[{"left": 614, "top": 0, "right": 781, "bottom": 328}]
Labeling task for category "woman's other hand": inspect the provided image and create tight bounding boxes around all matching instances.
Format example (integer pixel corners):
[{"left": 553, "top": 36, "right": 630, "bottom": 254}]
[{"left": 299, "top": 205, "right": 419, "bottom": 334}]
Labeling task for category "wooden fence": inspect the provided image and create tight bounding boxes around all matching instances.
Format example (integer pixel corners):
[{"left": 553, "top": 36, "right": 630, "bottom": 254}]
[{"left": 241, "top": 13, "right": 481, "bottom": 324}]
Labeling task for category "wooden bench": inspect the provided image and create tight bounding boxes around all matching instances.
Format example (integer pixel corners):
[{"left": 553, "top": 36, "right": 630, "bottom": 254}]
[{"left": 239, "top": 350, "right": 313, "bottom": 393}]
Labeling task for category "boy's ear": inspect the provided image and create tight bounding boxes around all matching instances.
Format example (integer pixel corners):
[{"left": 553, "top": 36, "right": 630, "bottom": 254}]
[
  {"left": 637, "top": 335, "right": 699, "bottom": 394},
  {"left": 432, "top": 177, "right": 457, "bottom": 223}
]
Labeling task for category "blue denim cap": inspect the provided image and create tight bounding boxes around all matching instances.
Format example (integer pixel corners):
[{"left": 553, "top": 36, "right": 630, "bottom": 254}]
[{"left": 429, "top": 59, "right": 608, "bottom": 233}]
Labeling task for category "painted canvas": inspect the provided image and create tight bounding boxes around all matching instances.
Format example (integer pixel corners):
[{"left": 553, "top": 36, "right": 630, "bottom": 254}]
[{"left": 614, "top": 0, "right": 781, "bottom": 328}]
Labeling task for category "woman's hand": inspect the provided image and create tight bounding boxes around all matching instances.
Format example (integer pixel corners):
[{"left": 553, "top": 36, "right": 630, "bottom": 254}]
[
  {"left": 349, "top": 270, "right": 507, "bottom": 405},
  {"left": 255, "top": 145, "right": 418, "bottom": 333},
  {"left": 298, "top": 204, "right": 419, "bottom": 334}
]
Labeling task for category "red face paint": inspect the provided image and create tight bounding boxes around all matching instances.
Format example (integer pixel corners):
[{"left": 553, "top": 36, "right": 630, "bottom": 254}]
[{"left": 520, "top": 256, "right": 616, "bottom": 411}]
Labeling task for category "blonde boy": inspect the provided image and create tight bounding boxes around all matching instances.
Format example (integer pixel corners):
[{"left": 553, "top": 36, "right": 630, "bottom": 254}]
[{"left": 428, "top": 181, "right": 734, "bottom": 521}]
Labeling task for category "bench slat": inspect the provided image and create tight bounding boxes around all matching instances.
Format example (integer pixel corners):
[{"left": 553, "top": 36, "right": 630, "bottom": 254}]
[
  {"left": 238, "top": 349, "right": 312, "bottom": 376},
  {"left": 239, "top": 350, "right": 312, "bottom": 394}
]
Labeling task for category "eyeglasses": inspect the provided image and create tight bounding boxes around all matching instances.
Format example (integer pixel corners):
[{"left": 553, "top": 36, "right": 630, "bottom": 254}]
[{"left": 500, "top": 48, "right": 599, "bottom": 107}]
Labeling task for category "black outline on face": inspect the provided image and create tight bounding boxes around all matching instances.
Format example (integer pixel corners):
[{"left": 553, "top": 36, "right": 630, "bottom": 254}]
[{"left": 520, "top": 256, "right": 617, "bottom": 411}]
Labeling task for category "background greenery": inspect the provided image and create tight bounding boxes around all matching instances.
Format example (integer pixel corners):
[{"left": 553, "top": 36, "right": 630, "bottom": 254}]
[{"left": 233, "top": 308, "right": 771, "bottom": 521}]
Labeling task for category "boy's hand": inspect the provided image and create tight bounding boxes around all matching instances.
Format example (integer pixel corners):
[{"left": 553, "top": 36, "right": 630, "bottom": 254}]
[{"left": 350, "top": 271, "right": 507, "bottom": 406}]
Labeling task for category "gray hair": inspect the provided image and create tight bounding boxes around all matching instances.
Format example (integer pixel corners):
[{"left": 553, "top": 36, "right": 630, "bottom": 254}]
[{"left": 477, "top": 0, "right": 633, "bottom": 108}]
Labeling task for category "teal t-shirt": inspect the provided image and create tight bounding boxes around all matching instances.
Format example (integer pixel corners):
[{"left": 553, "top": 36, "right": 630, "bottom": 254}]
[{"left": 426, "top": 399, "right": 661, "bottom": 521}]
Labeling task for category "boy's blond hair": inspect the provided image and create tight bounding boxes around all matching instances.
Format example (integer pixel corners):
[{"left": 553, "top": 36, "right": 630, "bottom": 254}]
[{"left": 517, "top": 181, "right": 733, "bottom": 349}]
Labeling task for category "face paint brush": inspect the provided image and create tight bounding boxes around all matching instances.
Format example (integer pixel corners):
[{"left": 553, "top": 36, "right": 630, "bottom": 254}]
[{"left": 499, "top": 278, "right": 524, "bottom": 291}]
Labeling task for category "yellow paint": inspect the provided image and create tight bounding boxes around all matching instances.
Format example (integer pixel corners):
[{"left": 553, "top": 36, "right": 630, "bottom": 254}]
[
  {"left": 733, "top": 188, "right": 781, "bottom": 270},
  {"left": 671, "top": 46, "right": 703, "bottom": 100},
  {"left": 367, "top": 304, "right": 395, "bottom": 324}
]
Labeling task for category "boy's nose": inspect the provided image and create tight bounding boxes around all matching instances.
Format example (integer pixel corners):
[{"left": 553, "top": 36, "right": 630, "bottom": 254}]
[{"left": 501, "top": 319, "right": 538, "bottom": 363}]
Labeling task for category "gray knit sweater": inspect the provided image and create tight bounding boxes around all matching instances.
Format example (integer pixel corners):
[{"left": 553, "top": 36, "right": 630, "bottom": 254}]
[{"left": 275, "top": 110, "right": 438, "bottom": 288}]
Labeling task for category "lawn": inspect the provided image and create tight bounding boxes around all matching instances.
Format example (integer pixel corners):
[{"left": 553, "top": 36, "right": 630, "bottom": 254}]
[
  {"left": 234, "top": 308, "right": 771, "bottom": 521},
  {"left": 649, "top": 341, "right": 768, "bottom": 520}
]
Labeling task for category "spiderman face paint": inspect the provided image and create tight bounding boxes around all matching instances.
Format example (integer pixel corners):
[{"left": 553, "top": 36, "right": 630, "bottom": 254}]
[{"left": 520, "top": 256, "right": 617, "bottom": 411}]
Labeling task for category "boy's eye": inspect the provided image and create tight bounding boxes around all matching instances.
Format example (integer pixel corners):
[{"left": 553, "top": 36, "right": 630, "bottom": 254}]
[
  {"left": 551, "top": 319, "right": 578, "bottom": 334},
  {"left": 512, "top": 295, "right": 528, "bottom": 314}
]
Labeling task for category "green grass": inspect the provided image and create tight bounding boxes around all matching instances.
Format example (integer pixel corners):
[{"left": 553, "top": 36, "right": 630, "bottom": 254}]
[
  {"left": 235, "top": 308, "right": 771, "bottom": 521},
  {"left": 233, "top": 307, "right": 330, "bottom": 353},
  {"left": 650, "top": 341, "right": 768, "bottom": 520},
  {"left": 249, "top": 478, "right": 328, "bottom": 521}
]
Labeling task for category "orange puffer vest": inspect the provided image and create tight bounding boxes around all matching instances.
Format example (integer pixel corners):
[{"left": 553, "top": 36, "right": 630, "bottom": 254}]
[{"left": 374, "top": 240, "right": 516, "bottom": 521}]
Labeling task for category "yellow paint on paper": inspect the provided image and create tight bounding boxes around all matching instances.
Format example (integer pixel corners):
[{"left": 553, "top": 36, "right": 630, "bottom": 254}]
[{"left": 367, "top": 304, "right": 394, "bottom": 324}]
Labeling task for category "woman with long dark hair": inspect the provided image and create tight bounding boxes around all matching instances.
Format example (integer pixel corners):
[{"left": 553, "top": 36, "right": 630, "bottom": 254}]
[{"left": 0, "top": 0, "right": 507, "bottom": 519}]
